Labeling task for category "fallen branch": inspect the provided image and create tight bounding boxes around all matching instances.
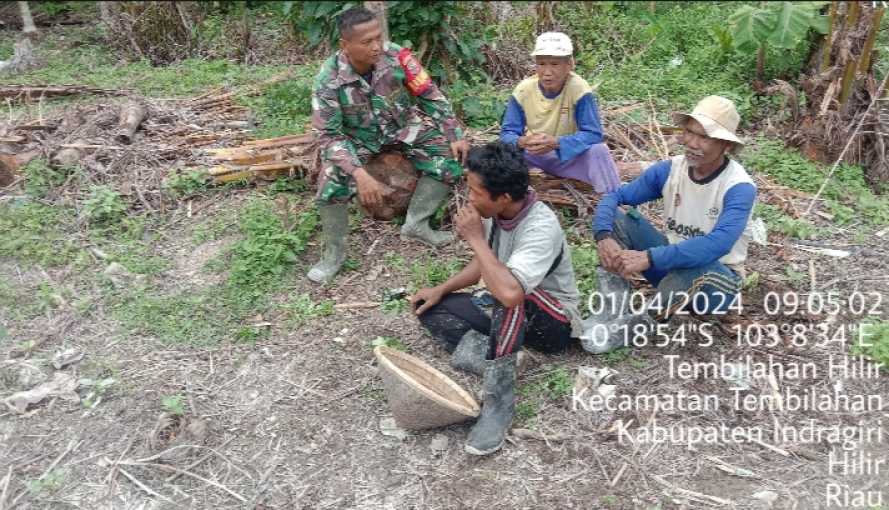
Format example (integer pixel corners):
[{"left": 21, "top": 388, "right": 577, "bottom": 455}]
[
  {"left": 0, "top": 466, "right": 12, "bottom": 510},
  {"left": 652, "top": 475, "right": 733, "bottom": 506},
  {"left": 118, "top": 459, "right": 247, "bottom": 503},
  {"left": 116, "top": 465, "right": 176, "bottom": 505},
  {"left": 0, "top": 84, "right": 128, "bottom": 100},
  {"left": 334, "top": 302, "right": 380, "bottom": 310}
]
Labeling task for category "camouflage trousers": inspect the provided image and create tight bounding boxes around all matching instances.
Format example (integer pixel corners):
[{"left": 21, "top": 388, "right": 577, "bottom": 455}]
[{"left": 316, "top": 125, "right": 463, "bottom": 204}]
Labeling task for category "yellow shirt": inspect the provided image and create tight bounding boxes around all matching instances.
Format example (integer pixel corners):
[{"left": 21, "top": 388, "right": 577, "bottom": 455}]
[{"left": 511, "top": 72, "right": 593, "bottom": 138}]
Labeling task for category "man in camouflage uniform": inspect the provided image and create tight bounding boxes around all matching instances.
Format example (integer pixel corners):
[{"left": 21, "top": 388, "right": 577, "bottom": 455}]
[{"left": 308, "top": 6, "right": 470, "bottom": 283}]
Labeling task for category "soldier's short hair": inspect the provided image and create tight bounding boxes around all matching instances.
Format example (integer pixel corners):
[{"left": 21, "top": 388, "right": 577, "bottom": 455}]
[
  {"left": 467, "top": 142, "right": 529, "bottom": 202},
  {"left": 338, "top": 7, "right": 377, "bottom": 39}
]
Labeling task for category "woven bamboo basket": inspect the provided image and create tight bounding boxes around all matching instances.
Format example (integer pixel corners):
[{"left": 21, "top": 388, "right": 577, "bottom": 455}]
[{"left": 374, "top": 346, "right": 480, "bottom": 430}]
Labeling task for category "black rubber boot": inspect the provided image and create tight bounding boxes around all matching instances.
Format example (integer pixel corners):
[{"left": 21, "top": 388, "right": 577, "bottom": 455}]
[
  {"left": 451, "top": 330, "right": 489, "bottom": 376},
  {"left": 465, "top": 354, "right": 516, "bottom": 456}
]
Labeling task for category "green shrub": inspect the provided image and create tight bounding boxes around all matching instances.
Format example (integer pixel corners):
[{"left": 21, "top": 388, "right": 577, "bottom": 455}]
[
  {"left": 22, "top": 159, "right": 69, "bottom": 198},
  {"left": 83, "top": 185, "right": 127, "bottom": 225},
  {"left": 228, "top": 198, "right": 318, "bottom": 291}
]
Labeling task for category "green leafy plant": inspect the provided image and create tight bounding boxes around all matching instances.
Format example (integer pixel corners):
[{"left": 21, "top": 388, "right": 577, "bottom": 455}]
[
  {"left": 754, "top": 203, "right": 820, "bottom": 240},
  {"left": 727, "top": 2, "right": 828, "bottom": 79},
  {"left": 283, "top": 1, "right": 487, "bottom": 83},
  {"left": 409, "top": 257, "right": 462, "bottom": 290},
  {"left": 228, "top": 198, "right": 319, "bottom": 291},
  {"left": 280, "top": 294, "right": 335, "bottom": 326},
  {"left": 444, "top": 77, "right": 508, "bottom": 128},
  {"left": 27, "top": 469, "right": 66, "bottom": 497},
  {"left": 571, "top": 242, "right": 600, "bottom": 308},
  {"left": 515, "top": 400, "right": 538, "bottom": 425},
  {"left": 744, "top": 138, "right": 889, "bottom": 229},
  {"left": 282, "top": 1, "right": 356, "bottom": 48},
  {"left": 371, "top": 335, "right": 407, "bottom": 351},
  {"left": 161, "top": 394, "right": 186, "bottom": 416},
  {"left": 22, "top": 159, "right": 69, "bottom": 198},
  {"left": 784, "top": 266, "right": 808, "bottom": 288},
  {"left": 381, "top": 297, "right": 408, "bottom": 314},
  {"left": 83, "top": 185, "right": 128, "bottom": 225},
  {"left": 383, "top": 251, "right": 408, "bottom": 273},
  {"left": 163, "top": 169, "right": 210, "bottom": 198}
]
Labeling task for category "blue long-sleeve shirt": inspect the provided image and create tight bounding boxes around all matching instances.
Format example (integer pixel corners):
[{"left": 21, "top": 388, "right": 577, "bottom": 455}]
[
  {"left": 593, "top": 160, "right": 757, "bottom": 271},
  {"left": 500, "top": 92, "right": 604, "bottom": 162}
]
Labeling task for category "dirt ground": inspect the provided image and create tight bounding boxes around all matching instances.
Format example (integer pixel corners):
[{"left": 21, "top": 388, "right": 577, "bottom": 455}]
[{"left": 2, "top": 175, "right": 888, "bottom": 509}]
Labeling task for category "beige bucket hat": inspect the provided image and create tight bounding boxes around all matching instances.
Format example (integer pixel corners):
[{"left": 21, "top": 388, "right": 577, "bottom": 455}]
[{"left": 672, "top": 95, "right": 744, "bottom": 146}]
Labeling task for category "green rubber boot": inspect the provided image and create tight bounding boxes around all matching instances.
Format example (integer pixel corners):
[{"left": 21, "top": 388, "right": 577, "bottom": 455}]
[
  {"left": 307, "top": 203, "right": 349, "bottom": 284},
  {"left": 400, "top": 176, "right": 454, "bottom": 247},
  {"left": 465, "top": 354, "right": 516, "bottom": 456}
]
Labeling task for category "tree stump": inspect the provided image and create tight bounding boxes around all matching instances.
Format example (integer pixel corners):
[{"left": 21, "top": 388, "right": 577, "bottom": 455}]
[{"left": 358, "top": 151, "right": 418, "bottom": 221}]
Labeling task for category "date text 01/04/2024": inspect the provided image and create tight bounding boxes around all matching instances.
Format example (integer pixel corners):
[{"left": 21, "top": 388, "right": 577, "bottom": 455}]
[{"left": 586, "top": 290, "right": 885, "bottom": 318}]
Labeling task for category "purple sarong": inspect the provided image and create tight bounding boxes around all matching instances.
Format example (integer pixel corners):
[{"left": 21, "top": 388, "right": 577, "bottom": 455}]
[{"left": 524, "top": 143, "right": 620, "bottom": 193}]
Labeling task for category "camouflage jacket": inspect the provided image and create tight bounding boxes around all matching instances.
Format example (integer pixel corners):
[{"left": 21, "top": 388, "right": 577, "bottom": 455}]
[{"left": 311, "top": 42, "right": 463, "bottom": 175}]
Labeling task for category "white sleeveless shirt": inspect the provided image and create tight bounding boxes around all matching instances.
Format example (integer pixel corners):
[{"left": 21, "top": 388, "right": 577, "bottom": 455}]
[{"left": 661, "top": 155, "right": 756, "bottom": 272}]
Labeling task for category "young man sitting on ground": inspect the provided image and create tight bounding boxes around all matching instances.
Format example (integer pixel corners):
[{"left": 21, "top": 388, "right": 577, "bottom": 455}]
[
  {"left": 410, "top": 142, "right": 582, "bottom": 456},
  {"left": 586, "top": 96, "right": 757, "bottom": 353}
]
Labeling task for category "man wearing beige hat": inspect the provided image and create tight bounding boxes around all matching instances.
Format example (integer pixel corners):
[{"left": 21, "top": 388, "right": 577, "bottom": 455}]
[
  {"left": 583, "top": 96, "right": 757, "bottom": 353},
  {"left": 500, "top": 32, "right": 620, "bottom": 193}
]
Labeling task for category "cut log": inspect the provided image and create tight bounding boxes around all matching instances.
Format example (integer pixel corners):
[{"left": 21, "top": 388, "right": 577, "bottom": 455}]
[{"left": 115, "top": 102, "right": 147, "bottom": 144}]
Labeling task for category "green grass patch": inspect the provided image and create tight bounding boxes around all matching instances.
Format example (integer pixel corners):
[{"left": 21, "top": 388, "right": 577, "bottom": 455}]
[
  {"left": 851, "top": 321, "right": 889, "bottom": 370},
  {"left": 409, "top": 257, "right": 462, "bottom": 290},
  {"left": 239, "top": 69, "right": 316, "bottom": 139},
  {"left": 0, "top": 201, "right": 80, "bottom": 267},
  {"left": 516, "top": 366, "right": 573, "bottom": 427},
  {"left": 571, "top": 241, "right": 600, "bottom": 304},
  {"left": 744, "top": 138, "right": 889, "bottom": 229},
  {"left": 383, "top": 251, "right": 408, "bottom": 273},
  {"left": 0, "top": 26, "right": 310, "bottom": 98},
  {"left": 279, "top": 294, "right": 334, "bottom": 326},
  {"left": 112, "top": 287, "right": 235, "bottom": 345},
  {"left": 112, "top": 196, "right": 319, "bottom": 344},
  {"left": 754, "top": 203, "right": 820, "bottom": 240}
]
